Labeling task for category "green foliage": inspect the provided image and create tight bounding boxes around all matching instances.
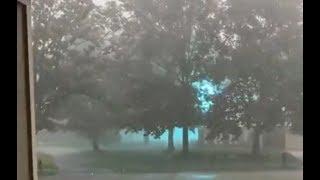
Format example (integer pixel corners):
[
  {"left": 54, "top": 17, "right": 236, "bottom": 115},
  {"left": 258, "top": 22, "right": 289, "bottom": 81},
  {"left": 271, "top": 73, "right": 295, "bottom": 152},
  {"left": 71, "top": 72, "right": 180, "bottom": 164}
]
[
  {"left": 74, "top": 150, "right": 301, "bottom": 173},
  {"left": 206, "top": 0, "right": 303, "bottom": 142},
  {"left": 32, "top": 0, "right": 302, "bottom": 151},
  {"left": 37, "top": 153, "right": 58, "bottom": 176}
]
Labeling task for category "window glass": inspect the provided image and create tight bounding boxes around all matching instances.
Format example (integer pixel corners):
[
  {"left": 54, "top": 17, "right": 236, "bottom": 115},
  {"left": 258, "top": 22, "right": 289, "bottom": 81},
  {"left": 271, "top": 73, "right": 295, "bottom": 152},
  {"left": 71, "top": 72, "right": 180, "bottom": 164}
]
[{"left": 32, "top": 0, "right": 303, "bottom": 179}]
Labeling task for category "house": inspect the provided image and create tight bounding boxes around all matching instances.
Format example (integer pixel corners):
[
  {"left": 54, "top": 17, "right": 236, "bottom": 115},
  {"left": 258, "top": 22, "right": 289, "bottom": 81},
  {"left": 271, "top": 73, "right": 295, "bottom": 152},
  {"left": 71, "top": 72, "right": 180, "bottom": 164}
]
[{"left": 198, "top": 127, "right": 303, "bottom": 154}]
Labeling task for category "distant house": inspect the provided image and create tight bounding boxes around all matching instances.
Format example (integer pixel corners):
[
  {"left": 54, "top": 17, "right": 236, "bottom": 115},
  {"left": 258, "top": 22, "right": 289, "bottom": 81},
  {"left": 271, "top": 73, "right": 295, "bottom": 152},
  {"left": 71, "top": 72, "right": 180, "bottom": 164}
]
[
  {"left": 199, "top": 127, "right": 303, "bottom": 153},
  {"left": 262, "top": 127, "right": 303, "bottom": 152}
]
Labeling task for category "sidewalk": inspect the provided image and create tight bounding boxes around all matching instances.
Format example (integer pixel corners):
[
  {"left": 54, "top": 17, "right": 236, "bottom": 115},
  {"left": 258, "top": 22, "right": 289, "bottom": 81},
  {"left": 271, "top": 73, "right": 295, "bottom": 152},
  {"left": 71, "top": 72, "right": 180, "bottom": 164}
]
[{"left": 39, "top": 170, "right": 303, "bottom": 180}]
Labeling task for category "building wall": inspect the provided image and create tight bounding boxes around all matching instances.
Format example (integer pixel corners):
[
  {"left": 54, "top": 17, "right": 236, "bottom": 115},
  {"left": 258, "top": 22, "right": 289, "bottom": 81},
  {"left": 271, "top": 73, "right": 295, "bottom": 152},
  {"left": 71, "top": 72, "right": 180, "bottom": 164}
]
[
  {"left": 202, "top": 127, "right": 303, "bottom": 153},
  {"left": 285, "top": 132, "right": 303, "bottom": 151},
  {"left": 262, "top": 127, "right": 286, "bottom": 151}
]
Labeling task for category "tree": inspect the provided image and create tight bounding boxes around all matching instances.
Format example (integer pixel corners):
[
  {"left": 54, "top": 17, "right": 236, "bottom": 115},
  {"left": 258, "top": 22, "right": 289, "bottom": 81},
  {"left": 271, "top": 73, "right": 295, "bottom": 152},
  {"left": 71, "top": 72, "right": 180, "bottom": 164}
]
[
  {"left": 32, "top": 0, "right": 134, "bottom": 131},
  {"left": 31, "top": 0, "right": 99, "bottom": 132},
  {"left": 32, "top": 0, "right": 302, "bottom": 156},
  {"left": 31, "top": 0, "right": 140, "bottom": 152},
  {"left": 125, "top": 74, "right": 182, "bottom": 152},
  {"left": 207, "top": 77, "right": 257, "bottom": 143},
  {"left": 51, "top": 94, "right": 117, "bottom": 151},
  {"left": 115, "top": 0, "right": 236, "bottom": 154},
  {"left": 206, "top": 0, "right": 303, "bottom": 155}
]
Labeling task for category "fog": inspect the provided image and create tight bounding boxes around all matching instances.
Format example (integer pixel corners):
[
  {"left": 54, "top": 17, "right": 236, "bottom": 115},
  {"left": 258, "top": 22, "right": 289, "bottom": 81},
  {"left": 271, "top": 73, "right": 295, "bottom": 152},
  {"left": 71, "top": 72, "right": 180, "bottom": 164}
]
[{"left": 32, "top": 0, "right": 303, "bottom": 179}]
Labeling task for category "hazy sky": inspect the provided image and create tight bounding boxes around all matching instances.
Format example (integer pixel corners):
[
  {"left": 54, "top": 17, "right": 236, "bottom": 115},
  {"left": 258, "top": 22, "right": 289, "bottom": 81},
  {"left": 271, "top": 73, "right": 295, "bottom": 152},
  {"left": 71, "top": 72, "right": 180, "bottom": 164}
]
[
  {"left": 92, "top": 0, "right": 106, "bottom": 6},
  {"left": 93, "top": 0, "right": 120, "bottom": 7}
]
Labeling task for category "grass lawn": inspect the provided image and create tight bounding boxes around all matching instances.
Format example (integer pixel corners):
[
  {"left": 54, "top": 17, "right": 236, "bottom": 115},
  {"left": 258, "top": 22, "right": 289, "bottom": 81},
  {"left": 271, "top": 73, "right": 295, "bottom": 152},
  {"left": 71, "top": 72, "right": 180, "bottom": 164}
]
[
  {"left": 74, "top": 149, "right": 302, "bottom": 173},
  {"left": 37, "top": 153, "right": 59, "bottom": 176}
]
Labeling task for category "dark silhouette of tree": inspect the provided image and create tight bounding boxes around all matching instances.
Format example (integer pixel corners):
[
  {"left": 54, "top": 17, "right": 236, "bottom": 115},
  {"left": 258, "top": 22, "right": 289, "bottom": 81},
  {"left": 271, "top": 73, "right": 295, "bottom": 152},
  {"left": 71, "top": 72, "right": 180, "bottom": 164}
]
[
  {"left": 32, "top": 0, "right": 302, "bottom": 155},
  {"left": 206, "top": 0, "right": 302, "bottom": 155},
  {"left": 51, "top": 94, "right": 117, "bottom": 151}
]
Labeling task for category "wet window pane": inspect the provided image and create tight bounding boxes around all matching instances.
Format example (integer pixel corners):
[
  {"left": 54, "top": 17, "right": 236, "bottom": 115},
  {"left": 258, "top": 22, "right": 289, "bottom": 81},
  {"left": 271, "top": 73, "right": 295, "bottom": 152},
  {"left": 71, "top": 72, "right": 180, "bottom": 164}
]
[{"left": 32, "top": 0, "right": 303, "bottom": 180}]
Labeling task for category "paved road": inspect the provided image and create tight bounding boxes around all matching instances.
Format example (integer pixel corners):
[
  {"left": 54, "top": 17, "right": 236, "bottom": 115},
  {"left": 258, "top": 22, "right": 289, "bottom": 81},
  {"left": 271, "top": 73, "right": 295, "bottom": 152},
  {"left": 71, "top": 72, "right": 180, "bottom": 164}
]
[
  {"left": 39, "top": 170, "right": 303, "bottom": 180},
  {"left": 38, "top": 146, "right": 303, "bottom": 180}
]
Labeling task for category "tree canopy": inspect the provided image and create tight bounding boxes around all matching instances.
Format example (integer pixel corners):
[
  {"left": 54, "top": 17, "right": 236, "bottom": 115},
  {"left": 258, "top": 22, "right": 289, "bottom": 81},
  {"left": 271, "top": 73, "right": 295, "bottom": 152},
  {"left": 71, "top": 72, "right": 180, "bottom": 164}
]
[{"left": 32, "top": 0, "right": 302, "bottom": 154}]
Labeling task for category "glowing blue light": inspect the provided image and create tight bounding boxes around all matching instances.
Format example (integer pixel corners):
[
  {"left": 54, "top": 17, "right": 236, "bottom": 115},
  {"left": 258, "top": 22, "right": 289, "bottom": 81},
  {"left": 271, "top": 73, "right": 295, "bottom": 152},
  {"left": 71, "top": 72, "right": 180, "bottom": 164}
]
[
  {"left": 120, "top": 127, "right": 198, "bottom": 144},
  {"left": 119, "top": 78, "right": 230, "bottom": 146},
  {"left": 192, "top": 78, "right": 229, "bottom": 114}
]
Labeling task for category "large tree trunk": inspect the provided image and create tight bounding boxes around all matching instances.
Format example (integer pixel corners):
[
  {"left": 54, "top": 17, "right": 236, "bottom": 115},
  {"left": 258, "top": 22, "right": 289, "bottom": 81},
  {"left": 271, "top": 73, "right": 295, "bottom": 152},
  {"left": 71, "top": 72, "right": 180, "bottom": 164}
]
[
  {"left": 198, "top": 127, "right": 205, "bottom": 145},
  {"left": 168, "top": 127, "right": 175, "bottom": 152},
  {"left": 251, "top": 128, "right": 262, "bottom": 156},
  {"left": 92, "top": 138, "right": 100, "bottom": 152},
  {"left": 182, "top": 126, "right": 189, "bottom": 154}
]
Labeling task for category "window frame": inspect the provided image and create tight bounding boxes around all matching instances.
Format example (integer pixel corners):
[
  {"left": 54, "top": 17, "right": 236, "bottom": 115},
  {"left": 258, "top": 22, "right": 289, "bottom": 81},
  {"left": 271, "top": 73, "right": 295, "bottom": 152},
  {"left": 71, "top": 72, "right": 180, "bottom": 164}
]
[{"left": 17, "top": 0, "right": 38, "bottom": 180}]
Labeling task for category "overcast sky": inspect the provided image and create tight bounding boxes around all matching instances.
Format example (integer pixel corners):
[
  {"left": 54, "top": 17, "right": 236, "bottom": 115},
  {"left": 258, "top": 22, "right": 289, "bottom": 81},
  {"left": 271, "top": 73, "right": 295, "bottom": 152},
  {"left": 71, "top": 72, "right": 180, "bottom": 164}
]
[{"left": 93, "top": 0, "right": 121, "bottom": 7}]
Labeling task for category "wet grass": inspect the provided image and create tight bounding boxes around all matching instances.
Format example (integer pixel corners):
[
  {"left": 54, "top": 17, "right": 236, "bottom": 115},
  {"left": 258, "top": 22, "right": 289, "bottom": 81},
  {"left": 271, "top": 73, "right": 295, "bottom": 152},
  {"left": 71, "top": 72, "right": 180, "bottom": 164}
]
[
  {"left": 37, "top": 153, "right": 59, "bottom": 176},
  {"left": 77, "top": 150, "right": 302, "bottom": 173}
]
